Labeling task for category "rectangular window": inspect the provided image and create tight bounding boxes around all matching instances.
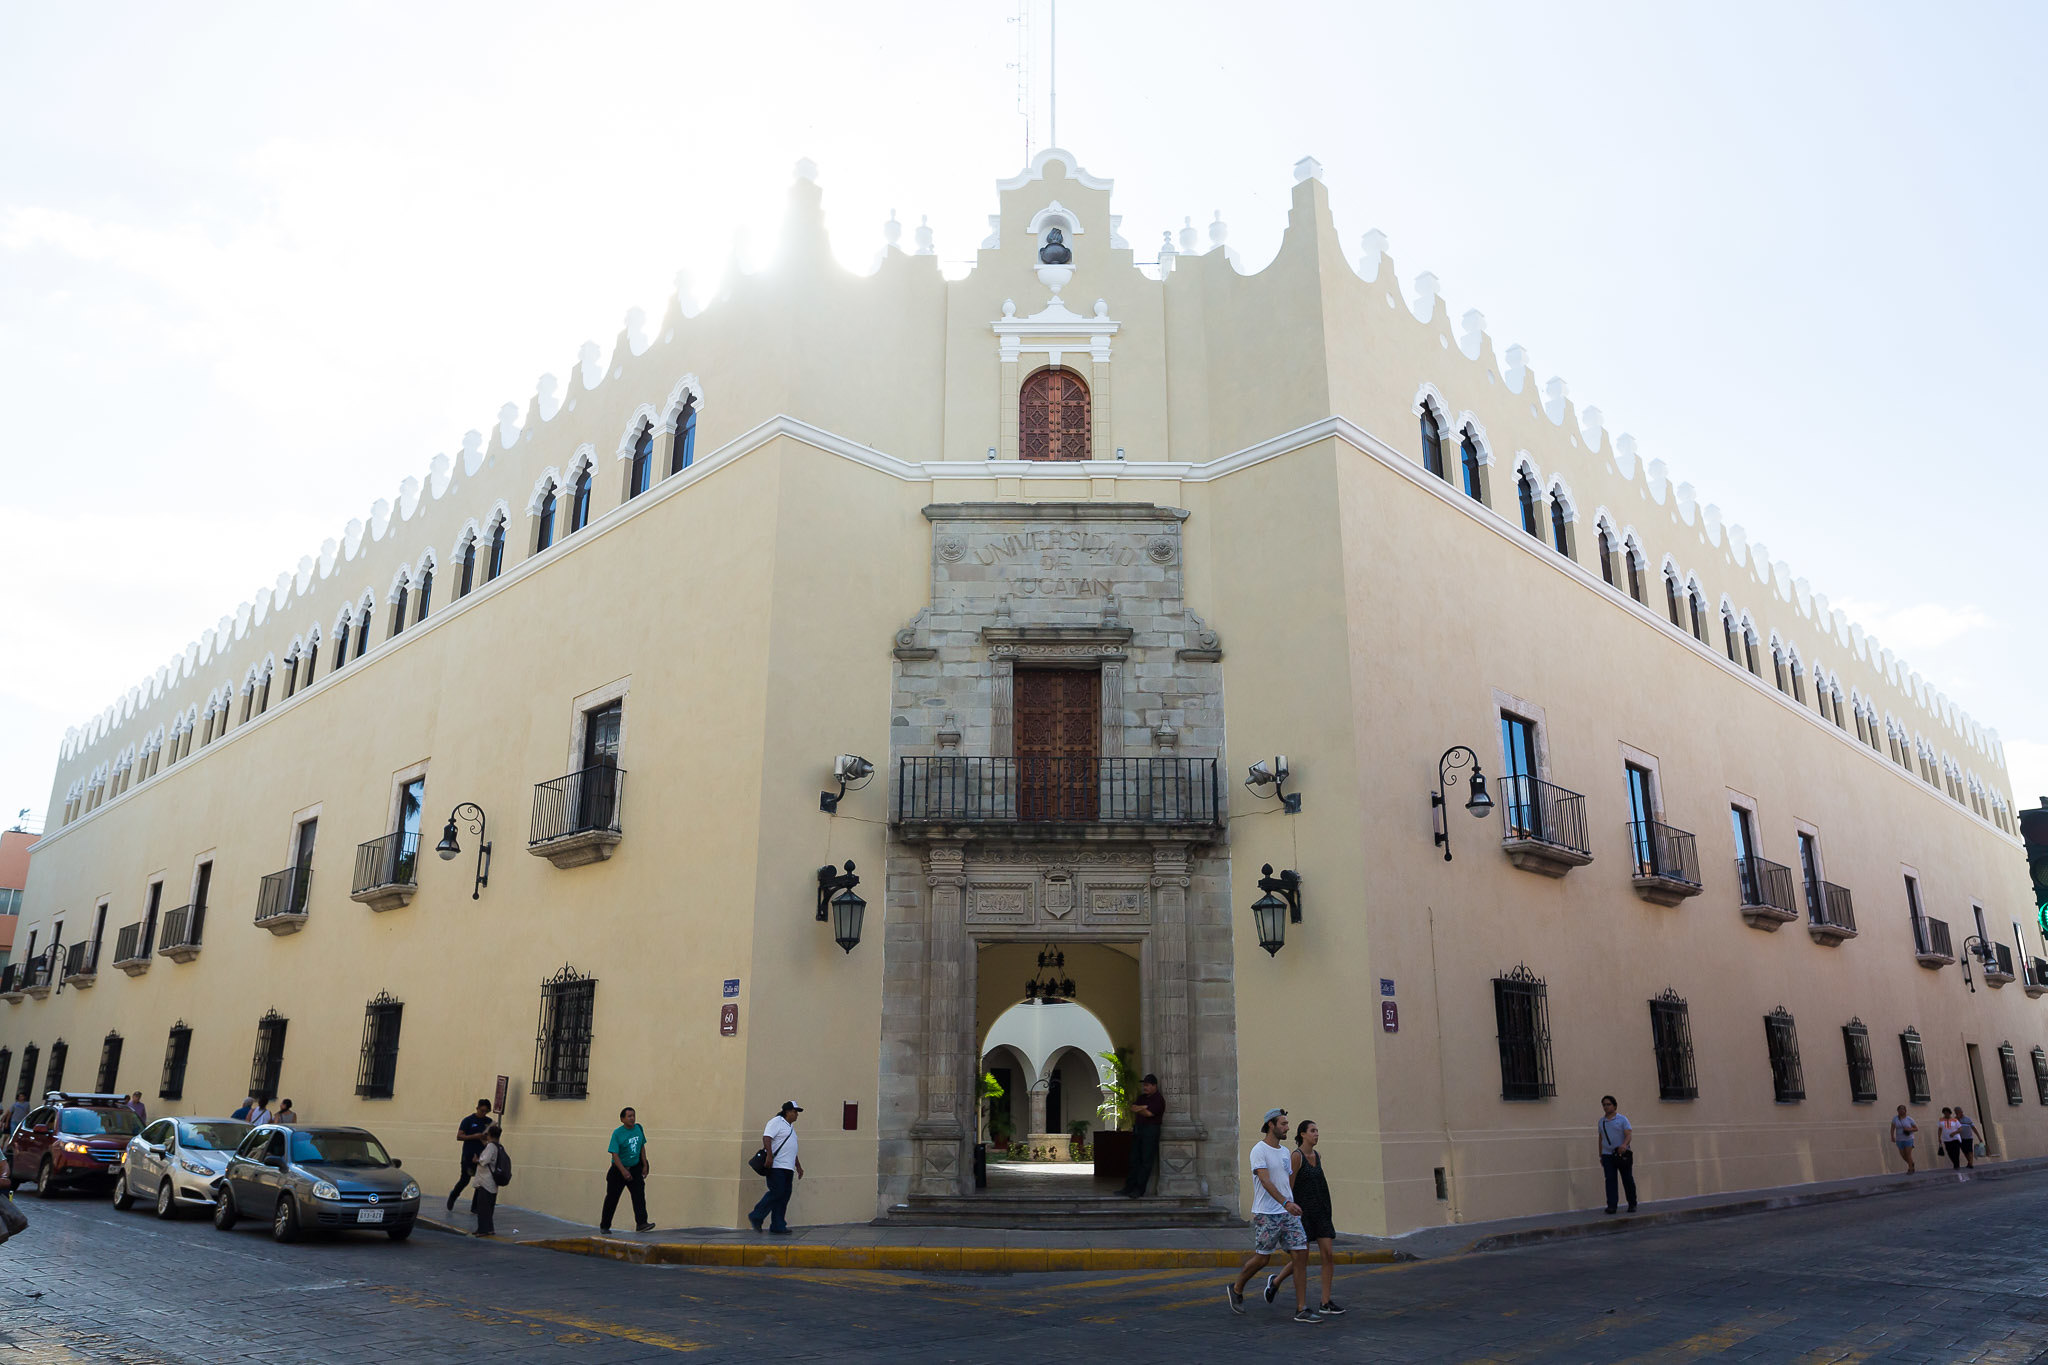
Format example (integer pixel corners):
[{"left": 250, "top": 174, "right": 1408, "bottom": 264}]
[
  {"left": 44, "top": 1038, "right": 68, "bottom": 1094},
  {"left": 290, "top": 817, "right": 318, "bottom": 916},
  {"left": 355, "top": 994, "right": 403, "bottom": 1099},
  {"left": 1904, "top": 874, "right": 1926, "bottom": 950},
  {"left": 1765, "top": 1008, "right": 1804, "bottom": 1101},
  {"left": 0, "top": 1047, "right": 12, "bottom": 1100},
  {"left": 2000, "top": 1043, "right": 2024, "bottom": 1106},
  {"left": 1796, "top": 832, "right": 1823, "bottom": 921},
  {"left": 142, "top": 880, "right": 162, "bottom": 957},
  {"left": 190, "top": 860, "right": 213, "bottom": 946},
  {"left": 159, "top": 1022, "right": 192, "bottom": 1101},
  {"left": 533, "top": 967, "right": 597, "bottom": 1099},
  {"left": 394, "top": 776, "right": 425, "bottom": 887},
  {"left": 248, "top": 1011, "right": 288, "bottom": 1104},
  {"left": 2033, "top": 1048, "right": 2048, "bottom": 1106},
  {"left": 1491, "top": 966, "right": 1555, "bottom": 1101},
  {"left": 1499, "top": 712, "right": 1541, "bottom": 841},
  {"left": 1842, "top": 1021, "right": 1877, "bottom": 1103},
  {"left": 1625, "top": 763, "right": 1655, "bottom": 875},
  {"left": 96, "top": 1032, "right": 123, "bottom": 1094},
  {"left": 16, "top": 1043, "right": 39, "bottom": 1101},
  {"left": 1900, "top": 1028, "right": 1930, "bottom": 1104},
  {"left": 1648, "top": 991, "right": 1697, "bottom": 1101}
]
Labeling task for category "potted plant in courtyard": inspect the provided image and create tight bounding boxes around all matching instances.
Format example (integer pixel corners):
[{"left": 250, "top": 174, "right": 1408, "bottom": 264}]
[
  {"left": 983, "top": 1071, "right": 1014, "bottom": 1153},
  {"left": 1092, "top": 1047, "right": 1137, "bottom": 1180},
  {"left": 1068, "top": 1120, "right": 1091, "bottom": 1162}
]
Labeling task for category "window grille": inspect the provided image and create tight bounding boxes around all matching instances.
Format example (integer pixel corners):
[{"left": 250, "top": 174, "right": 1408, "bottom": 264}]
[
  {"left": 248, "top": 1010, "right": 288, "bottom": 1104},
  {"left": 96, "top": 1031, "right": 123, "bottom": 1094},
  {"left": 2032, "top": 1047, "right": 2048, "bottom": 1106},
  {"left": 1899, "top": 1027, "right": 1930, "bottom": 1104},
  {"left": 0, "top": 1046, "right": 11, "bottom": 1100},
  {"left": 533, "top": 965, "right": 597, "bottom": 1099},
  {"left": 1841, "top": 1019, "right": 1877, "bottom": 1103},
  {"left": 1648, "top": 988, "right": 1697, "bottom": 1101},
  {"left": 1492, "top": 964, "right": 1555, "bottom": 1101},
  {"left": 17, "top": 1043, "right": 39, "bottom": 1101},
  {"left": 1999, "top": 1042, "right": 2024, "bottom": 1106},
  {"left": 45, "top": 1038, "right": 68, "bottom": 1094},
  {"left": 160, "top": 1022, "right": 192, "bottom": 1101},
  {"left": 353, "top": 992, "right": 404, "bottom": 1099},
  {"left": 1764, "top": 1007, "right": 1804, "bottom": 1102}
]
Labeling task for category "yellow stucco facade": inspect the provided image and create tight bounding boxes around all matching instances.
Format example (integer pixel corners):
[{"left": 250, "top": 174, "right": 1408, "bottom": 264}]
[{"left": 8, "top": 151, "right": 2038, "bottom": 1236}]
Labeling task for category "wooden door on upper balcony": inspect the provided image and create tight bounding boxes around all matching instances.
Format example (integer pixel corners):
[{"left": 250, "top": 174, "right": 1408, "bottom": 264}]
[{"left": 1015, "top": 668, "right": 1099, "bottom": 820}]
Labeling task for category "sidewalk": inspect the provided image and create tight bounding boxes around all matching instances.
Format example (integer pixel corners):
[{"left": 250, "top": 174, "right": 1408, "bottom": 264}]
[{"left": 421, "top": 1154, "right": 2048, "bottom": 1272}]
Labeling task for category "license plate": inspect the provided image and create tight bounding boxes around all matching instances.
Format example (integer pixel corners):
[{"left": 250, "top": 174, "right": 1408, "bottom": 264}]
[{"left": 356, "top": 1208, "right": 385, "bottom": 1224}]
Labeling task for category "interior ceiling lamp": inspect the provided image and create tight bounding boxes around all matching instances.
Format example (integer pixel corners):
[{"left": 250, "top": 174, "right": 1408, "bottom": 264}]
[
  {"left": 1431, "top": 746, "right": 1495, "bottom": 862},
  {"left": 820, "top": 754, "right": 875, "bottom": 814},
  {"left": 1245, "top": 756, "right": 1301, "bottom": 814},
  {"left": 815, "top": 860, "right": 865, "bottom": 953},
  {"left": 1023, "top": 944, "right": 1077, "bottom": 1003},
  {"left": 435, "top": 802, "right": 492, "bottom": 899},
  {"left": 1250, "top": 863, "right": 1303, "bottom": 956}
]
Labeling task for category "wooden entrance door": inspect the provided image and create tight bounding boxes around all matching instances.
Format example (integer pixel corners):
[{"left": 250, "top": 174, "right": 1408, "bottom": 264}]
[{"left": 1014, "top": 668, "right": 1099, "bottom": 820}]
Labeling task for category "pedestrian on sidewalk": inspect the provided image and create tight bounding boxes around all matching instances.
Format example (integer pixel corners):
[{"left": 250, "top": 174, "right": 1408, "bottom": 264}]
[
  {"left": 448, "top": 1100, "right": 493, "bottom": 1210},
  {"left": 274, "top": 1099, "right": 297, "bottom": 1125},
  {"left": 1953, "top": 1107, "right": 1979, "bottom": 1169},
  {"left": 1598, "top": 1096, "right": 1637, "bottom": 1215},
  {"left": 250, "top": 1098, "right": 274, "bottom": 1126},
  {"left": 7, "top": 1094, "right": 28, "bottom": 1134},
  {"left": 1226, "top": 1108, "right": 1317, "bottom": 1324},
  {"left": 1891, "top": 1106, "right": 1918, "bottom": 1173},
  {"left": 231, "top": 1096, "right": 256, "bottom": 1122},
  {"left": 1119, "top": 1074, "right": 1165, "bottom": 1198},
  {"left": 749, "top": 1102, "right": 804, "bottom": 1235},
  {"left": 126, "top": 1092, "right": 147, "bottom": 1122},
  {"left": 1936, "top": 1109, "right": 1962, "bottom": 1168},
  {"left": 601, "top": 1106, "right": 655, "bottom": 1234},
  {"left": 471, "top": 1124, "right": 503, "bottom": 1237},
  {"left": 1264, "top": 1119, "right": 1345, "bottom": 1317}
]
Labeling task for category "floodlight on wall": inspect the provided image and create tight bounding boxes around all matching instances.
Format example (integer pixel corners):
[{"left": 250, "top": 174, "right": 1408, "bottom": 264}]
[
  {"left": 1250, "top": 863, "right": 1303, "bottom": 956},
  {"left": 816, "top": 860, "right": 865, "bottom": 953},
  {"left": 1245, "top": 756, "right": 1301, "bottom": 814},
  {"left": 820, "top": 755, "right": 875, "bottom": 814},
  {"left": 435, "top": 802, "right": 492, "bottom": 899},
  {"left": 1431, "top": 746, "right": 1494, "bottom": 862}
]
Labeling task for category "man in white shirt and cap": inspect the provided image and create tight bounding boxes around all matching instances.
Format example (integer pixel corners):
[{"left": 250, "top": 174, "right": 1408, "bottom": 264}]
[{"left": 748, "top": 1101, "right": 805, "bottom": 1235}]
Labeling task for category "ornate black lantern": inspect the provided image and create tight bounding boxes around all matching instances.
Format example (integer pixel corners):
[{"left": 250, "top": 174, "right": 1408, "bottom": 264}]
[
  {"left": 1251, "top": 863, "right": 1303, "bottom": 956},
  {"left": 816, "top": 861, "right": 864, "bottom": 953}
]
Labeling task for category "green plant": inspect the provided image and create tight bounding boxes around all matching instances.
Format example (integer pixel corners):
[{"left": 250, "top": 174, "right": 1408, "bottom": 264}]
[
  {"left": 980, "top": 1071, "right": 1011, "bottom": 1143},
  {"left": 1096, "top": 1047, "right": 1138, "bottom": 1131}
]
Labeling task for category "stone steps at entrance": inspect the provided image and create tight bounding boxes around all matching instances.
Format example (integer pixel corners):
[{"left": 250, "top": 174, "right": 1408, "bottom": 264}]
[{"left": 876, "top": 1195, "right": 1241, "bottom": 1230}]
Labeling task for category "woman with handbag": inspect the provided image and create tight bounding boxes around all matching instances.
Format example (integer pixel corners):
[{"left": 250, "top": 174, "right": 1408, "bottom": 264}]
[{"left": 1598, "top": 1095, "right": 1637, "bottom": 1215}]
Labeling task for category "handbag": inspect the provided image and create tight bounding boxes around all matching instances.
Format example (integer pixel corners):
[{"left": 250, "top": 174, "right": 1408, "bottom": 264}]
[
  {"left": 748, "top": 1133, "right": 789, "bottom": 1178},
  {"left": 0, "top": 1194, "right": 28, "bottom": 1242},
  {"left": 1616, "top": 1148, "right": 1634, "bottom": 1170}
]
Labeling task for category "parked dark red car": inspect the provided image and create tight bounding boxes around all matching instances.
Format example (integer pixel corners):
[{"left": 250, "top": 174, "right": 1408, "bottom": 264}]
[{"left": 4, "top": 1093, "right": 144, "bottom": 1196}]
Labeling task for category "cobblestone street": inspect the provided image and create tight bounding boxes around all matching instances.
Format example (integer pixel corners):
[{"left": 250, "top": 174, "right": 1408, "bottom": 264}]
[{"left": 2, "top": 1171, "right": 2046, "bottom": 1361}]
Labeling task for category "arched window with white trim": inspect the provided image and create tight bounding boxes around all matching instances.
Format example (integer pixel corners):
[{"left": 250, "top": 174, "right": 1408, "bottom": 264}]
[
  {"left": 1664, "top": 566, "right": 1683, "bottom": 627},
  {"left": 1596, "top": 521, "right": 1618, "bottom": 587},
  {"left": 1722, "top": 605, "right": 1740, "bottom": 662},
  {"left": 1687, "top": 581, "right": 1708, "bottom": 643},
  {"left": 1547, "top": 485, "right": 1573, "bottom": 559},
  {"left": 457, "top": 531, "right": 477, "bottom": 598},
  {"left": 1624, "top": 537, "right": 1645, "bottom": 604},
  {"left": 390, "top": 573, "right": 410, "bottom": 637},
  {"left": 415, "top": 556, "right": 435, "bottom": 624},
  {"left": 671, "top": 397, "right": 698, "bottom": 475},
  {"left": 568, "top": 461, "right": 593, "bottom": 534},
  {"left": 487, "top": 515, "right": 507, "bottom": 581},
  {"left": 1419, "top": 400, "right": 1446, "bottom": 479},
  {"left": 1459, "top": 427, "right": 1486, "bottom": 502},
  {"left": 628, "top": 421, "right": 654, "bottom": 499},
  {"left": 1517, "top": 467, "right": 1541, "bottom": 538},
  {"left": 535, "top": 481, "right": 558, "bottom": 552}
]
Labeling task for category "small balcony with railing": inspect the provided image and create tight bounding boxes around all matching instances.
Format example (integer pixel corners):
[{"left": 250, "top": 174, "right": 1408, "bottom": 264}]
[
  {"left": 60, "top": 940, "right": 100, "bottom": 988},
  {"left": 892, "top": 757, "right": 1224, "bottom": 840},
  {"left": 156, "top": 904, "right": 203, "bottom": 963},
  {"left": 351, "top": 832, "right": 419, "bottom": 911},
  {"left": 1984, "top": 940, "right": 2017, "bottom": 987},
  {"left": 1498, "top": 775, "right": 1593, "bottom": 877},
  {"left": 1805, "top": 879, "right": 1858, "bottom": 946},
  {"left": 2024, "top": 955, "right": 2048, "bottom": 1000},
  {"left": 0, "top": 962, "right": 24, "bottom": 1001},
  {"left": 254, "top": 865, "right": 313, "bottom": 935},
  {"left": 1735, "top": 855, "right": 1799, "bottom": 930},
  {"left": 1912, "top": 915, "right": 1955, "bottom": 968},
  {"left": 529, "top": 765, "right": 626, "bottom": 867},
  {"left": 111, "top": 921, "right": 154, "bottom": 976},
  {"left": 21, "top": 946, "right": 58, "bottom": 998},
  {"left": 1627, "top": 820, "right": 1702, "bottom": 906}
]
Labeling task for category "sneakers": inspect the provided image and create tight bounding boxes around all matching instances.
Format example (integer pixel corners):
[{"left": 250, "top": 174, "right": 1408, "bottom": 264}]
[
  {"left": 635, "top": 1222, "right": 657, "bottom": 1233},
  {"left": 1226, "top": 1284, "right": 1245, "bottom": 1315},
  {"left": 748, "top": 1215, "right": 765, "bottom": 1231},
  {"left": 598, "top": 1226, "right": 613, "bottom": 1236},
  {"left": 1319, "top": 1300, "right": 1346, "bottom": 1316},
  {"left": 1263, "top": 1274, "right": 1279, "bottom": 1305},
  {"left": 1293, "top": 1307, "right": 1324, "bottom": 1324},
  {"left": 445, "top": 1194, "right": 456, "bottom": 1211}
]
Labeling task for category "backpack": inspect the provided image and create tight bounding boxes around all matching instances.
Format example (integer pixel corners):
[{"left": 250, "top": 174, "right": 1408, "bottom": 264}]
[{"left": 491, "top": 1144, "right": 512, "bottom": 1187}]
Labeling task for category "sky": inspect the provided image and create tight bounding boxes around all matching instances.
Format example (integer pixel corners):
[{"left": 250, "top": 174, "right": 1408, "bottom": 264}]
[{"left": 2, "top": 1, "right": 2044, "bottom": 829}]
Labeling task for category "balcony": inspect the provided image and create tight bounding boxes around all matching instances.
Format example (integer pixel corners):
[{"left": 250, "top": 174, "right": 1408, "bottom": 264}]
[
  {"left": 156, "top": 905, "right": 203, "bottom": 963},
  {"left": 111, "top": 921, "right": 153, "bottom": 976},
  {"left": 254, "top": 865, "right": 313, "bottom": 935},
  {"left": 1806, "top": 879, "right": 1859, "bottom": 947},
  {"left": 529, "top": 765, "right": 626, "bottom": 868},
  {"left": 21, "top": 948, "right": 57, "bottom": 998},
  {"left": 60, "top": 940, "right": 100, "bottom": 988},
  {"left": 1498, "top": 775, "right": 1593, "bottom": 877},
  {"left": 0, "top": 963, "right": 23, "bottom": 1001},
  {"left": 1628, "top": 820, "right": 1703, "bottom": 906},
  {"left": 351, "top": 832, "right": 420, "bottom": 911},
  {"left": 1985, "top": 941, "right": 2016, "bottom": 987},
  {"left": 892, "top": 757, "right": 1223, "bottom": 840},
  {"left": 1909, "top": 914, "right": 1955, "bottom": 968},
  {"left": 1736, "top": 855, "right": 1799, "bottom": 930},
  {"left": 2025, "top": 956, "right": 2048, "bottom": 1000}
]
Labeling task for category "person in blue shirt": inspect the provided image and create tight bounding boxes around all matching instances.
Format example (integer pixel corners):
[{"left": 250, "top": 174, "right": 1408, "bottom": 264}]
[
  {"left": 447, "top": 1100, "right": 493, "bottom": 1210},
  {"left": 602, "top": 1106, "right": 654, "bottom": 1234}
]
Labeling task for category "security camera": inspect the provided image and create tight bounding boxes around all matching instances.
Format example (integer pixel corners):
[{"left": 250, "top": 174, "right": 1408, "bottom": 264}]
[
  {"left": 1245, "top": 756, "right": 1300, "bottom": 814},
  {"left": 822, "top": 754, "right": 875, "bottom": 813}
]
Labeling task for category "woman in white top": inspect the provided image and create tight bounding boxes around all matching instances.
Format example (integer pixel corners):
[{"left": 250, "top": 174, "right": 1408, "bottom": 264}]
[
  {"left": 471, "top": 1123, "right": 502, "bottom": 1237},
  {"left": 1936, "top": 1108, "right": 1963, "bottom": 1169}
]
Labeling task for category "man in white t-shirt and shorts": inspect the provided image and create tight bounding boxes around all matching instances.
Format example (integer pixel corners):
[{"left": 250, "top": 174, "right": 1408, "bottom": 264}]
[{"left": 1227, "top": 1107, "right": 1319, "bottom": 1324}]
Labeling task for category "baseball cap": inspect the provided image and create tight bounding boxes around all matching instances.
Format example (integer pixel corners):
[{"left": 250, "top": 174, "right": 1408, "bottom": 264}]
[
  {"left": 781, "top": 1100, "right": 804, "bottom": 1113},
  {"left": 1261, "top": 1107, "right": 1288, "bottom": 1127}
]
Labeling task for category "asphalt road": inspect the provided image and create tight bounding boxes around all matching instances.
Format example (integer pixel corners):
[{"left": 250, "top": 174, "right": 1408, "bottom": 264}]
[{"left": 2, "top": 1169, "right": 2046, "bottom": 1362}]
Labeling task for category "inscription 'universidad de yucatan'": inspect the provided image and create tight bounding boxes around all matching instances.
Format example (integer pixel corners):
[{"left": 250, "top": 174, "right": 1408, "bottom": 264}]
[{"left": 972, "top": 530, "right": 1148, "bottom": 568}]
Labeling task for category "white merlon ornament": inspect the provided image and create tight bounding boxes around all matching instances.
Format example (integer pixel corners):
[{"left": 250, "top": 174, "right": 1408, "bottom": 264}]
[
  {"left": 1158, "top": 230, "right": 1176, "bottom": 277},
  {"left": 1209, "top": 211, "right": 1228, "bottom": 249},
  {"left": 1358, "top": 229, "right": 1387, "bottom": 282},
  {"left": 1459, "top": 309, "right": 1486, "bottom": 359},
  {"left": 883, "top": 209, "right": 901, "bottom": 250},
  {"left": 794, "top": 158, "right": 818, "bottom": 183},
  {"left": 1579, "top": 406, "right": 1603, "bottom": 450},
  {"left": 1613, "top": 432, "right": 1637, "bottom": 479},
  {"left": 497, "top": 402, "right": 521, "bottom": 449},
  {"left": 624, "top": 307, "right": 650, "bottom": 357},
  {"left": 1293, "top": 155, "right": 1322, "bottom": 183},
  {"left": 1410, "top": 272, "right": 1438, "bottom": 323},
  {"left": 578, "top": 341, "right": 603, "bottom": 390},
  {"left": 1543, "top": 377, "right": 1569, "bottom": 425},
  {"left": 1503, "top": 344, "right": 1529, "bottom": 393},
  {"left": 536, "top": 374, "right": 561, "bottom": 422},
  {"left": 915, "top": 216, "right": 934, "bottom": 255},
  {"left": 1180, "top": 217, "right": 1198, "bottom": 254}
]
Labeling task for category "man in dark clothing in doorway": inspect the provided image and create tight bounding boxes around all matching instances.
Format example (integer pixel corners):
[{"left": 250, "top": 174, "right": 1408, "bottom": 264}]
[
  {"left": 1121, "top": 1074, "right": 1165, "bottom": 1197},
  {"left": 448, "top": 1099, "right": 493, "bottom": 1209}
]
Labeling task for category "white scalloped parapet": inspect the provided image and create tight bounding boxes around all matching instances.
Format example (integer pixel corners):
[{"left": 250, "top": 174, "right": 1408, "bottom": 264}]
[{"left": 1357, "top": 229, "right": 1387, "bottom": 283}]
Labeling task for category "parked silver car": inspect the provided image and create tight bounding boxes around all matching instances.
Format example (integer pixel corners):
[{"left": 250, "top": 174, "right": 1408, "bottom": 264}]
[
  {"left": 212, "top": 1124, "right": 421, "bottom": 1242},
  {"left": 114, "top": 1117, "right": 252, "bottom": 1218}
]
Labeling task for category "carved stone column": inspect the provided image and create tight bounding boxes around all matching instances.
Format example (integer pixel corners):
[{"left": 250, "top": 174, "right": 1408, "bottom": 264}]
[
  {"left": 1027, "top": 1085, "right": 1049, "bottom": 1141},
  {"left": 1099, "top": 652, "right": 1125, "bottom": 758},
  {"left": 1147, "top": 841, "right": 1207, "bottom": 1195},
  {"left": 990, "top": 652, "right": 1015, "bottom": 759},
  {"left": 912, "top": 842, "right": 969, "bottom": 1195}
]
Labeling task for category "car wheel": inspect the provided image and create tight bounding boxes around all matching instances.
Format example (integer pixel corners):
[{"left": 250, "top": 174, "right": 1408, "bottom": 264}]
[
  {"left": 35, "top": 1158, "right": 59, "bottom": 1199},
  {"left": 112, "top": 1171, "right": 134, "bottom": 1210},
  {"left": 272, "top": 1194, "right": 300, "bottom": 1243},
  {"left": 213, "top": 1186, "right": 239, "bottom": 1230},
  {"left": 155, "top": 1180, "right": 178, "bottom": 1220},
  {"left": 386, "top": 1223, "right": 413, "bottom": 1242}
]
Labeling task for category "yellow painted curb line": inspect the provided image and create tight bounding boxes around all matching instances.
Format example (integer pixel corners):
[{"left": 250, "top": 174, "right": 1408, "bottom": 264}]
[{"left": 521, "top": 1236, "right": 1403, "bottom": 1271}]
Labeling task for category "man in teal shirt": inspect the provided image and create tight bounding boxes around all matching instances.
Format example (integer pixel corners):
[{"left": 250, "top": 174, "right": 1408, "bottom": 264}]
[{"left": 601, "top": 1106, "right": 655, "bottom": 1233}]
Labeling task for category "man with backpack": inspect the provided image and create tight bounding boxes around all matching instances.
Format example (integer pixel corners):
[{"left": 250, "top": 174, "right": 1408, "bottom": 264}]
[
  {"left": 748, "top": 1101, "right": 803, "bottom": 1235},
  {"left": 448, "top": 1099, "right": 494, "bottom": 1209},
  {"left": 471, "top": 1124, "right": 505, "bottom": 1237}
]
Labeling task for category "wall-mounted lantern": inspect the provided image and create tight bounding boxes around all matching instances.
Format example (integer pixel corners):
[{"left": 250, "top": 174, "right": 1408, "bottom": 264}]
[
  {"left": 1432, "top": 746, "right": 1494, "bottom": 862},
  {"left": 1251, "top": 863, "right": 1303, "bottom": 956},
  {"left": 816, "top": 860, "right": 865, "bottom": 953},
  {"left": 1246, "top": 757, "right": 1301, "bottom": 814},
  {"left": 820, "top": 755, "right": 875, "bottom": 814},
  {"left": 435, "top": 802, "right": 492, "bottom": 899}
]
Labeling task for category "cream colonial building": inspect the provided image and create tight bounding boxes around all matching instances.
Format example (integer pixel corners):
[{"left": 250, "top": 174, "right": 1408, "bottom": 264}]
[{"left": 6, "top": 151, "right": 2041, "bottom": 1236}]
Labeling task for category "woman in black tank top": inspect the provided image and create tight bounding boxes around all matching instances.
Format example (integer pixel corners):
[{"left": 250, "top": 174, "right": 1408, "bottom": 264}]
[{"left": 1265, "top": 1119, "right": 1345, "bottom": 1316}]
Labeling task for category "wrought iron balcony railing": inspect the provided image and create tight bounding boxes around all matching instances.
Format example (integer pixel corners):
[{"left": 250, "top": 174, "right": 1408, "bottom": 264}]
[
  {"left": 1736, "top": 855, "right": 1797, "bottom": 914},
  {"left": 1914, "top": 915, "right": 1954, "bottom": 963},
  {"left": 353, "top": 831, "right": 419, "bottom": 895},
  {"left": 157, "top": 904, "right": 202, "bottom": 959},
  {"left": 893, "top": 757, "right": 1223, "bottom": 827},
  {"left": 61, "top": 940, "right": 99, "bottom": 982},
  {"left": 1805, "top": 879, "right": 1857, "bottom": 942},
  {"left": 112, "top": 921, "right": 150, "bottom": 967},
  {"left": 1628, "top": 820, "right": 1701, "bottom": 886},
  {"left": 0, "top": 963, "right": 18, "bottom": 995},
  {"left": 1499, "top": 775, "right": 1591, "bottom": 855},
  {"left": 1989, "top": 942, "right": 2016, "bottom": 980},
  {"left": 531, "top": 765, "right": 627, "bottom": 846},
  {"left": 254, "top": 865, "right": 313, "bottom": 925}
]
